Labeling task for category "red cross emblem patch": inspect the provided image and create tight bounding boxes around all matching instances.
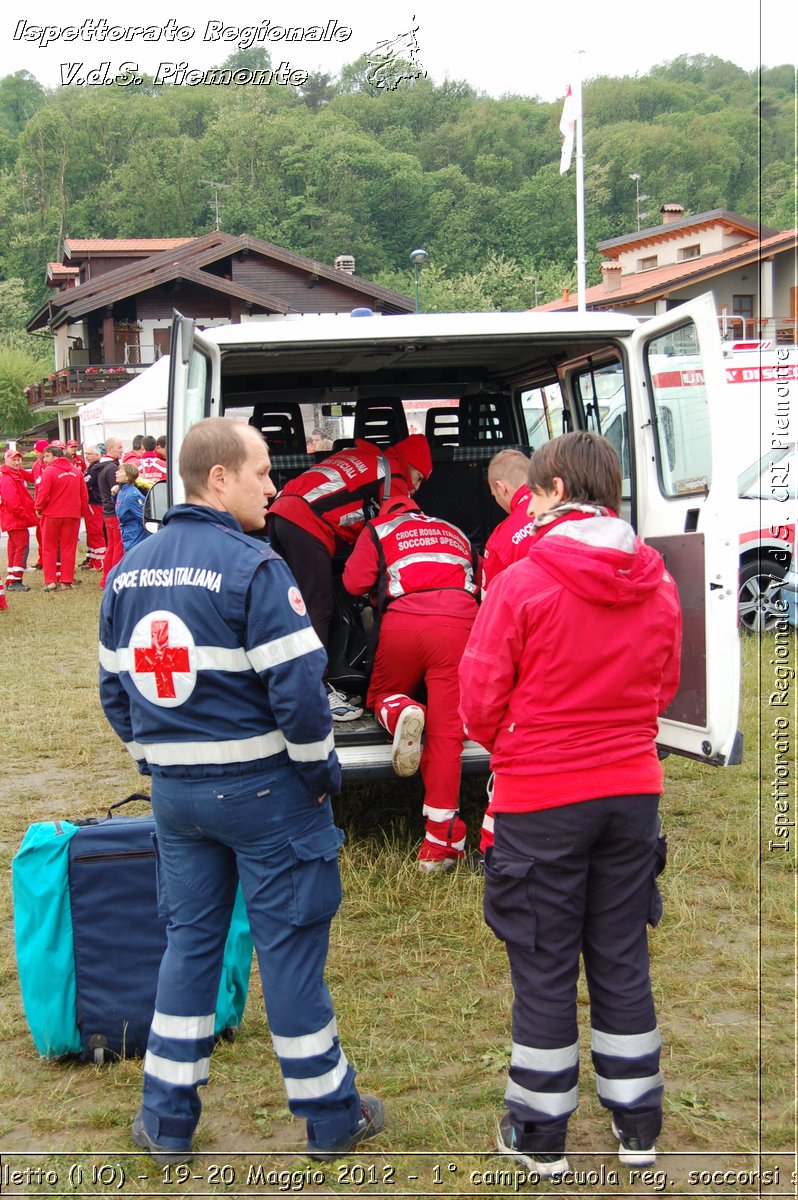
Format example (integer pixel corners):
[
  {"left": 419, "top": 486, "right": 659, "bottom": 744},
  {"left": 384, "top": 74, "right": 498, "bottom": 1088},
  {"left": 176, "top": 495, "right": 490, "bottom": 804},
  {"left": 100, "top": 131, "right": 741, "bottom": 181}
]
[{"left": 129, "top": 610, "right": 196, "bottom": 706}]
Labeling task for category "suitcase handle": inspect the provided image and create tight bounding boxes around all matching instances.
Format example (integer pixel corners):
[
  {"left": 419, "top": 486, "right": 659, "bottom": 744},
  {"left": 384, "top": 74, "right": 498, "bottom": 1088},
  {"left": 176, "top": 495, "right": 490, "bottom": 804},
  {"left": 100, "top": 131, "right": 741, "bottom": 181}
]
[{"left": 105, "top": 792, "right": 151, "bottom": 820}]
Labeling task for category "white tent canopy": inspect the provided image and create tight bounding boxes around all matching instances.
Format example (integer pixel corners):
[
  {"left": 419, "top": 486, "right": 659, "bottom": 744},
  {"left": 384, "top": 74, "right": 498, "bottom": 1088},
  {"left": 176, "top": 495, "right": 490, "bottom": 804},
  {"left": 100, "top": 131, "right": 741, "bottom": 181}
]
[{"left": 78, "top": 356, "right": 169, "bottom": 446}]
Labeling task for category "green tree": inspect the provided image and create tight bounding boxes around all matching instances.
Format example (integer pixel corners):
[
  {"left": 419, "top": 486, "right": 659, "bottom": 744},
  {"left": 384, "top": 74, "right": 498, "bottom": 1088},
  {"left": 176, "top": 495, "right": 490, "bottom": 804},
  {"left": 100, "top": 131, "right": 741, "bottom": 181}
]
[{"left": 0, "top": 345, "right": 51, "bottom": 434}]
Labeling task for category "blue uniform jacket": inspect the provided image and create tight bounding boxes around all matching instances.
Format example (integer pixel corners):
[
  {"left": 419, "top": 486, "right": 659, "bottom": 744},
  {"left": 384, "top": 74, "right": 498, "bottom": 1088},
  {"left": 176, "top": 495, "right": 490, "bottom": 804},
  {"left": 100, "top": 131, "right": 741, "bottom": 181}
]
[
  {"left": 115, "top": 482, "right": 149, "bottom": 553},
  {"left": 99, "top": 504, "right": 341, "bottom": 795}
]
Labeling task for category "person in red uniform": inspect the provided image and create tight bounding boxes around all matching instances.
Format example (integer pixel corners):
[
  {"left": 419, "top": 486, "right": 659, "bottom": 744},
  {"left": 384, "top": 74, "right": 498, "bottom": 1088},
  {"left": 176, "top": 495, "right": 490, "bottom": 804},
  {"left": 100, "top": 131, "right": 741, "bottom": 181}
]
[
  {"left": 66, "top": 440, "right": 87, "bottom": 472},
  {"left": 459, "top": 431, "right": 681, "bottom": 1177},
  {"left": 29, "top": 438, "right": 50, "bottom": 568},
  {"left": 343, "top": 494, "right": 478, "bottom": 872},
  {"left": 97, "top": 437, "right": 125, "bottom": 587},
  {"left": 477, "top": 449, "right": 538, "bottom": 852},
  {"left": 35, "top": 444, "right": 90, "bottom": 591},
  {"left": 0, "top": 448, "right": 36, "bottom": 591},
  {"left": 269, "top": 435, "right": 433, "bottom": 721},
  {"left": 481, "top": 449, "right": 536, "bottom": 593}
]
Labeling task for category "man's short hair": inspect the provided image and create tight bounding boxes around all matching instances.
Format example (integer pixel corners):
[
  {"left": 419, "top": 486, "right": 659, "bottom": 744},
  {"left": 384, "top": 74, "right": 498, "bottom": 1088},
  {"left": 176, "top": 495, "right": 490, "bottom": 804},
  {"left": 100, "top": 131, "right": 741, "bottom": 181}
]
[
  {"left": 156, "top": 435, "right": 167, "bottom": 449},
  {"left": 142, "top": 435, "right": 156, "bottom": 452},
  {"left": 528, "top": 432, "right": 622, "bottom": 514},
  {"left": 44, "top": 444, "right": 68, "bottom": 458},
  {"left": 179, "top": 419, "right": 252, "bottom": 498},
  {"left": 132, "top": 434, "right": 144, "bottom": 451},
  {"left": 487, "top": 448, "right": 530, "bottom": 490}
]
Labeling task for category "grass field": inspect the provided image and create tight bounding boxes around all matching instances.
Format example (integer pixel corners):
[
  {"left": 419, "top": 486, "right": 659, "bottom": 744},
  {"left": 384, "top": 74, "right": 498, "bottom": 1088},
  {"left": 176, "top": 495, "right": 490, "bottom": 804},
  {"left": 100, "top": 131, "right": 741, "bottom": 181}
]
[{"left": 0, "top": 564, "right": 795, "bottom": 1197}]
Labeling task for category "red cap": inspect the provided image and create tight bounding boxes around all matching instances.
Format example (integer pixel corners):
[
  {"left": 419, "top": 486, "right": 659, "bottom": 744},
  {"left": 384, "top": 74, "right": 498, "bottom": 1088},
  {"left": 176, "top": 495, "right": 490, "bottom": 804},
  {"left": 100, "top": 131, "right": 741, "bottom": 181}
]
[
  {"left": 67, "top": 439, "right": 79, "bottom": 447},
  {"left": 34, "top": 439, "right": 49, "bottom": 453},
  {"left": 4, "top": 448, "right": 22, "bottom": 463},
  {"left": 390, "top": 434, "right": 432, "bottom": 480}
]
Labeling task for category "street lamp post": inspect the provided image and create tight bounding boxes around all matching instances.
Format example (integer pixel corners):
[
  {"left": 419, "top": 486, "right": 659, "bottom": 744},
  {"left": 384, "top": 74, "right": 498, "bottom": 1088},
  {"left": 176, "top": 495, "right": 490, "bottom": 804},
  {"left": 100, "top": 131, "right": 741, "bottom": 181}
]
[{"left": 409, "top": 248, "right": 429, "bottom": 312}]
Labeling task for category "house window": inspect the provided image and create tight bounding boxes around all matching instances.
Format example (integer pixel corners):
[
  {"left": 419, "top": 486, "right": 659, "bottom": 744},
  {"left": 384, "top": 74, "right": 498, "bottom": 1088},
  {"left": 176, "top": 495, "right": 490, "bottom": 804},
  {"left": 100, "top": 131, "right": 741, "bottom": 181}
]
[
  {"left": 638, "top": 255, "right": 658, "bottom": 272},
  {"left": 733, "top": 294, "right": 755, "bottom": 337},
  {"left": 679, "top": 244, "right": 701, "bottom": 261}
]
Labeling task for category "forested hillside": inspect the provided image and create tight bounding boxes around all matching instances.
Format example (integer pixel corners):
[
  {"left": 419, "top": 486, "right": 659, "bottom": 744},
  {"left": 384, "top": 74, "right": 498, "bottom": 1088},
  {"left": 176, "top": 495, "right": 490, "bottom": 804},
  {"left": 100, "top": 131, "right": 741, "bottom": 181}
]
[{"left": 0, "top": 52, "right": 794, "bottom": 316}]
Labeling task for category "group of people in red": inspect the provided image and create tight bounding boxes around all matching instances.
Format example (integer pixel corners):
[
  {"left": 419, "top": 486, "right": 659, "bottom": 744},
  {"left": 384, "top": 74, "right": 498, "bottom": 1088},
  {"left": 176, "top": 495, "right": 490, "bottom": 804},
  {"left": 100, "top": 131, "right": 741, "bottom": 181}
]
[
  {"left": 265, "top": 435, "right": 579, "bottom": 873},
  {"left": 0, "top": 432, "right": 167, "bottom": 609}
]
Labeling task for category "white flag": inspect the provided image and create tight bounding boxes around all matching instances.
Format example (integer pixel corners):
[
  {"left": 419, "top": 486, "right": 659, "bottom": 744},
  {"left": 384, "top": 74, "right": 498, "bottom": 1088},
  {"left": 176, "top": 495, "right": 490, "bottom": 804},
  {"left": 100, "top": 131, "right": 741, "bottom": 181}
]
[{"left": 559, "top": 83, "right": 581, "bottom": 173}]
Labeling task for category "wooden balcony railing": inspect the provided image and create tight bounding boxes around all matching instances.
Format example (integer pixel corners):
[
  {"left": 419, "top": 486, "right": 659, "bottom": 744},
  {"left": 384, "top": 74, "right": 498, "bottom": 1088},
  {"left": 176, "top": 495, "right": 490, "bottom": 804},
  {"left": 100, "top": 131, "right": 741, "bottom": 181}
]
[{"left": 25, "top": 363, "right": 147, "bottom": 409}]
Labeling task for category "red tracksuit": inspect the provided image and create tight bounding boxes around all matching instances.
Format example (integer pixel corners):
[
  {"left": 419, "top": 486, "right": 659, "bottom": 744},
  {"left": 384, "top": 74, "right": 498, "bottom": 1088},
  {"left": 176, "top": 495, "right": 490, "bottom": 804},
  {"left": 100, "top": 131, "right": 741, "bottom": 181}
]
[
  {"left": 343, "top": 496, "right": 478, "bottom": 863},
  {"left": 36, "top": 457, "right": 89, "bottom": 586},
  {"left": 0, "top": 465, "right": 36, "bottom": 586}
]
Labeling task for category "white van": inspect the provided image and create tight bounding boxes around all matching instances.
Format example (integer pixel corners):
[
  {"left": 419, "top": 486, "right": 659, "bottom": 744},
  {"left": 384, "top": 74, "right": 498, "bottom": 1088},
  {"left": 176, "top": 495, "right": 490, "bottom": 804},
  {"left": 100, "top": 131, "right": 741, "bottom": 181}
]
[{"left": 155, "top": 293, "right": 742, "bottom": 778}]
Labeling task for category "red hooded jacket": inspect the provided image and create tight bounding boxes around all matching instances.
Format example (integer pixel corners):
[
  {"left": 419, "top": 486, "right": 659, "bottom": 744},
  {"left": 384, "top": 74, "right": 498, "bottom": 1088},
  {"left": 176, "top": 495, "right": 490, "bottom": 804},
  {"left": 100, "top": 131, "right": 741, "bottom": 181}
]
[{"left": 459, "top": 507, "right": 682, "bottom": 811}]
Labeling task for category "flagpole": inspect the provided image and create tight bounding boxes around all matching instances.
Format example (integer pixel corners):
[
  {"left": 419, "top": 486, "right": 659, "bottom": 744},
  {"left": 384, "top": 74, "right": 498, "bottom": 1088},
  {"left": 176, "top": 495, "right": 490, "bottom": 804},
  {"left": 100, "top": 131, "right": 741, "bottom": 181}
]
[{"left": 574, "top": 72, "right": 587, "bottom": 312}]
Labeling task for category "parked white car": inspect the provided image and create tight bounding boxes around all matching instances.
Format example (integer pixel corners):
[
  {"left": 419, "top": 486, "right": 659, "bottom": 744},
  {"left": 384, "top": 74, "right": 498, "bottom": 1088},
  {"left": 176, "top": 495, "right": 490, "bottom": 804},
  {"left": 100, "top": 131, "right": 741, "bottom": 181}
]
[{"left": 736, "top": 444, "right": 795, "bottom": 632}]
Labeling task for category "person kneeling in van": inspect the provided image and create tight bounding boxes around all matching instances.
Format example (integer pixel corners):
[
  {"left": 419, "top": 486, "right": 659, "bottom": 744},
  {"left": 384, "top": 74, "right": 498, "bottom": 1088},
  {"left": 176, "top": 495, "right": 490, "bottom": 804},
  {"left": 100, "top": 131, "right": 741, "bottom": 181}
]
[{"left": 343, "top": 494, "right": 477, "bottom": 873}]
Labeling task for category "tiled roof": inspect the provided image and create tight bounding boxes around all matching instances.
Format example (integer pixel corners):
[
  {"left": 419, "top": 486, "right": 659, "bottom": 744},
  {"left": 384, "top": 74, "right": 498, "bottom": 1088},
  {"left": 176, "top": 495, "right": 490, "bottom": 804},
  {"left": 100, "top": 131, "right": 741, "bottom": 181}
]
[
  {"left": 63, "top": 238, "right": 193, "bottom": 256},
  {"left": 47, "top": 262, "right": 79, "bottom": 274},
  {"left": 597, "top": 209, "right": 775, "bottom": 255},
  {"left": 533, "top": 228, "right": 798, "bottom": 312}
]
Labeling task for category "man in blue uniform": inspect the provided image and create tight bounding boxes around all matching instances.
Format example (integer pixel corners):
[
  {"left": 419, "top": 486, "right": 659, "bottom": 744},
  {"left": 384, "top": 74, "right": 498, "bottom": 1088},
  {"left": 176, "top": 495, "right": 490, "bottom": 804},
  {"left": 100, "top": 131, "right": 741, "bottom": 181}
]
[{"left": 99, "top": 418, "right": 383, "bottom": 1164}]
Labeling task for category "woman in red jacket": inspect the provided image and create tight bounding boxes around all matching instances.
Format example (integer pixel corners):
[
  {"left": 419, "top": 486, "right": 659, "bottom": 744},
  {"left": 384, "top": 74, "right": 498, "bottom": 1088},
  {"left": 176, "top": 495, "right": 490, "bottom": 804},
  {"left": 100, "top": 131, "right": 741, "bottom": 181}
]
[
  {"left": 35, "top": 444, "right": 90, "bottom": 591},
  {"left": 0, "top": 448, "right": 36, "bottom": 591},
  {"left": 459, "top": 432, "right": 681, "bottom": 1178}
]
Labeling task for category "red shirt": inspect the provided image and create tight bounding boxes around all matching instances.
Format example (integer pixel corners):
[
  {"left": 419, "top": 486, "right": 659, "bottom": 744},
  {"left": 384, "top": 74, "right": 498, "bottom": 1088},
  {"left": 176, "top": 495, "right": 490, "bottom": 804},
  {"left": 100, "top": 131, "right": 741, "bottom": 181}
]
[
  {"left": 36, "top": 458, "right": 89, "bottom": 519},
  {"left": 481, "top": 484, "right": 536, "bottom": 591}
]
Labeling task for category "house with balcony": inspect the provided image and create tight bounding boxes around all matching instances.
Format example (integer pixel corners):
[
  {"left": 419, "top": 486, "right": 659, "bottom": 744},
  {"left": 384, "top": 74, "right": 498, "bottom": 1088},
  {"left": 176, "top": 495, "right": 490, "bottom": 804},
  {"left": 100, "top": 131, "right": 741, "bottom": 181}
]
[
  {"left": 534, "top": 205, "right": 797, "bottom": 342},
  {"left": 25, "top": 232, "right": 414, "bottom": 439}
]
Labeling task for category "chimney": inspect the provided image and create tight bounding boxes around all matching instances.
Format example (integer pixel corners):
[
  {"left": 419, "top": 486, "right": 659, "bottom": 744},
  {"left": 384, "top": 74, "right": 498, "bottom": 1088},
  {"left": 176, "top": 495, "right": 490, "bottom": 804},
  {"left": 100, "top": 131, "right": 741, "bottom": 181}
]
[
  {"left": 660, "top": 203, "right": 685, "bottom": 225},
  {"left": 562, "top": 287, "right": 570, "bottom": 302},
  {"left": 334, "top": 254, "right": 356, "bottom": 274},
  {"left": 601, "top": 262, "right": 622, "bottom": 293}
]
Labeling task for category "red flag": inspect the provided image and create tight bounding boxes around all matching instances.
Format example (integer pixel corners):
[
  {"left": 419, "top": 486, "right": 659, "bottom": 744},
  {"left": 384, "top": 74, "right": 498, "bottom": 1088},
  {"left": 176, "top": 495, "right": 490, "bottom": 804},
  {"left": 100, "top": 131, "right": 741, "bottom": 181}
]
[{"left": 559, "top": 83, "right": 581, "bottom": 173}]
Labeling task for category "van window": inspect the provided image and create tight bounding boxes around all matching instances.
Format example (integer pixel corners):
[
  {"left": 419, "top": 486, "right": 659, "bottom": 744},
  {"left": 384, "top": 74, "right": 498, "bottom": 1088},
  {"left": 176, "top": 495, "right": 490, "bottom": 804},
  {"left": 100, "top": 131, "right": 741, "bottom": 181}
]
[
  {"left": 646, "top": 320, "right": 711, "bottom": 497},
  {"left": 522, "top": 384, "right": 569, "bottom": 449}
]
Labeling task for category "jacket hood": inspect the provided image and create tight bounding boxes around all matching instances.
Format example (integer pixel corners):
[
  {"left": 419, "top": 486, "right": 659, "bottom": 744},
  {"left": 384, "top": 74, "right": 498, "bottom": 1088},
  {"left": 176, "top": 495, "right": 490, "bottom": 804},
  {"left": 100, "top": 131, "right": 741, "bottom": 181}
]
[{"left": 530, "top": 508, "right": 667, "bottom": 607}]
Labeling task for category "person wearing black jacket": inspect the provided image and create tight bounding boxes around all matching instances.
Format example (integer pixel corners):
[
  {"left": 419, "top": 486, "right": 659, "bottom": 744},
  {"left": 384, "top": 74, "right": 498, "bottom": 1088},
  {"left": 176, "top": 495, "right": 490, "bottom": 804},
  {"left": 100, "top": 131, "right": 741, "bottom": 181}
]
[{"left": 97, "top": 437, "right": 124, "bottom": 587}]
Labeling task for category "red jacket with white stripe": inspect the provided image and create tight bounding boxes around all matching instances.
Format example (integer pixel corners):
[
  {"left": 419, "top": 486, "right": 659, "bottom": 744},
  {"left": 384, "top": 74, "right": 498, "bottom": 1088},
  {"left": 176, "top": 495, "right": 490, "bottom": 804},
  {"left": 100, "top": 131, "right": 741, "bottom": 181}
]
[
  {"left": 36, "top": 457, "right": 90, "bottom": 520},
  {"left": 459, "top": 506, "right": 682, "bottom": 810},
  {"left": 269, "top": 441, "right": 415, "bottom": 554},
  {"left": 0, "top": 465, "right": 36, "bottom": 530},
  {"left": 343, "top": 496, "right": 478, "bottom": 618},
  {"left": 481, "top": 484, "right": 536, "bottom": 591}
]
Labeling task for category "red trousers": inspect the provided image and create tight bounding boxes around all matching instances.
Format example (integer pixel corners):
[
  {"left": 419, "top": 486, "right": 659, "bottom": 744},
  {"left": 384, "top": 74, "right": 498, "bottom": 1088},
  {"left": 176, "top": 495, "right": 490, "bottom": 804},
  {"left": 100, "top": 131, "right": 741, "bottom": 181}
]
[
  {"left": 5, "top": 528, "right": 29, "bottom": 585},
  {"left": 41, "top": 516, "right": 80, "bottom": 586},
  {"left": 367, "top": 611, "right": 473, "bottom": 861},
  {"left": 85, "top": 503, "right": 106, "bottom": 569},
  {"left": 101, "top": 515, "right": 124, "bottom": 586}
]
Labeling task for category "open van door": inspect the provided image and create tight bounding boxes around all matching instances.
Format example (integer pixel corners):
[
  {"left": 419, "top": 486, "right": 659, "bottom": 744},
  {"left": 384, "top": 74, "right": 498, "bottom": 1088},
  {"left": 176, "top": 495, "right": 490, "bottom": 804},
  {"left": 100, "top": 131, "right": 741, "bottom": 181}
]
[
  {"left": 627, "top": 294, "right": 742, "bottom": 764},
  {"left": 166, "top": 312, "right": 220, "bottom": 506}
]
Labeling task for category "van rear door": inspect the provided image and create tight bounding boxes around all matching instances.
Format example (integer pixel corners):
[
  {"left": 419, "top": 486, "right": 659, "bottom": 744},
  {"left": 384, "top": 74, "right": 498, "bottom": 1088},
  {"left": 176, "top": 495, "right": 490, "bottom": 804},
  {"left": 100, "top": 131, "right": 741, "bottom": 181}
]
[
  {"left": 626, "top": 294, "right": 741, "bottom": 764},
  {"left": 166, "top": 314, "right": 219, "bottom": 505}
]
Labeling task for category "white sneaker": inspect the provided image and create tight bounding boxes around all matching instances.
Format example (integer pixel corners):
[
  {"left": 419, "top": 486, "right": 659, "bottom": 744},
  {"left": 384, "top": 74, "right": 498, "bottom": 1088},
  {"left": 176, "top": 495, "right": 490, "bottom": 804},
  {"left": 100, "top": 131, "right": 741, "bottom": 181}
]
[
  {"left": 327, "top": 685, "right": 364, "bottom": 722},
  {"left": 391, "top": 704, "right": 425, "bottom": 776},
  {"left": 417, "top": 857, "right": 457, "bottom": 875},
  {"left": 612, "top": 1119, "right": 656, "bottom": 1167}
]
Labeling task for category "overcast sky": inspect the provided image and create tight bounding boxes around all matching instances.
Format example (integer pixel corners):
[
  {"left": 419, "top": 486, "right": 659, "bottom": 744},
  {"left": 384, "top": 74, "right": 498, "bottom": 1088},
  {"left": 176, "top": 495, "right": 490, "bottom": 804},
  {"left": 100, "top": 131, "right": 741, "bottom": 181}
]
[{"left": 1, "top": 0, "right": 794, "bottom": 99}]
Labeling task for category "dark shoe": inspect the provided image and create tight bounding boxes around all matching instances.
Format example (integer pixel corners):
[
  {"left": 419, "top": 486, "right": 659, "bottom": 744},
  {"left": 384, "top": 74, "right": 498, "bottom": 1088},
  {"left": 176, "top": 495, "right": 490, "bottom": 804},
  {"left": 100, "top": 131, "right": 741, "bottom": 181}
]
[
  {"left": 612, "top": 1119, "right": 656, "bottom": 1167},
  {"left": 306, "top": 1095, "right": 384, "bottom": 1161},
  {"left": 6, "top": 581, "right": 31, "bottom": 592},
  {"left": 32, "top": 562, "right": 43, "bottom": 570},
  {"left": 42, "top": 583, "right": 58, "bottom": 593},
  {"left": 496, "top": 1113, "right": 569, "bottom": 1179},
  {"left": 131, "top": 1110, "right": 193, "bottom": 1166}
]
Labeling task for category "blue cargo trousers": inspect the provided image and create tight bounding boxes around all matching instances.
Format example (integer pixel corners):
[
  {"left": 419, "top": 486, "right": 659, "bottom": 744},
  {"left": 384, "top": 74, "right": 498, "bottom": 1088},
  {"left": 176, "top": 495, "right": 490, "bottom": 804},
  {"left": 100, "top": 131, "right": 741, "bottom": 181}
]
[
  {"left": 485, "top": 794, "right": 666, "bottom": 1153},
  {"left": 139, "top": 764, "right": 361, "bottom": 1153}
]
